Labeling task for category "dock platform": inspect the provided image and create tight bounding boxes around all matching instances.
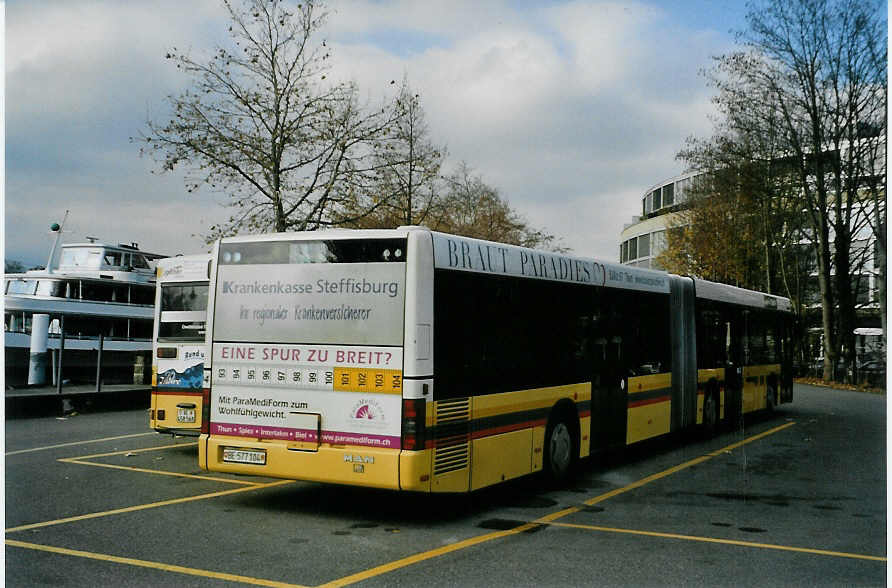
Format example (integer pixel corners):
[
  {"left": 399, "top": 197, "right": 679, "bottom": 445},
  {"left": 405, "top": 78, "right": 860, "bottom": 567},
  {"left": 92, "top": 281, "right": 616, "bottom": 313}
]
[{"left": 5, "top": 383, "right": 150, "bottom": 399}]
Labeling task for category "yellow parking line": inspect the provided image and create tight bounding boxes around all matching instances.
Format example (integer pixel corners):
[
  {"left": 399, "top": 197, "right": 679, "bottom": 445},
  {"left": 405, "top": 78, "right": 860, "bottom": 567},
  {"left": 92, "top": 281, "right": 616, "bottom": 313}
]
[
  {"left": 6, "top": 539, "right": 307, "bottom": 588},
  {"left": 320, "top": 523, "right": 541, "bottom": 588},
  {"left": 59, "top": 458, "right": 260, "bottom": 486},
  {"left": 56, "top": 441, "right": 256, "bottom": 485},
  {"left": 60, "top": 441, "right": 197, "bottom": 460},
  {"left": 546, "top": 521, "right": 887, "bottom": 562},
  {"left": 5, "top": 432, "right": 156, "bottom": 456},
  {"left": 583, "top": 421, "right": 797, "bottom": 507},
  {"left": 6, "top": 480, "right": 295, "bottom": 533},
  {"left": 320, "top": 422, "right": 797, "bottom": 587}
]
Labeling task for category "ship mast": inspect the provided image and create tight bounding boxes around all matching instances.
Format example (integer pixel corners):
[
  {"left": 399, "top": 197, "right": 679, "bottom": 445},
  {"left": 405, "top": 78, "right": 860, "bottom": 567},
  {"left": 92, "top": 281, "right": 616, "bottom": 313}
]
[{"left": 45, "top": 210, "right": 69, "bottom": 275}]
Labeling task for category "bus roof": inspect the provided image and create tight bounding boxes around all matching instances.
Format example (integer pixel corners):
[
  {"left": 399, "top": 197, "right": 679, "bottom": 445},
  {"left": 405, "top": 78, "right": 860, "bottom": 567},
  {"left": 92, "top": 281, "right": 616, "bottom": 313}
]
[
  {"left": 216, "top": 227, "right": 791, "bottom": 312},
  {"left": 693, "top": 278, "right": 793, "bottom": 313}
]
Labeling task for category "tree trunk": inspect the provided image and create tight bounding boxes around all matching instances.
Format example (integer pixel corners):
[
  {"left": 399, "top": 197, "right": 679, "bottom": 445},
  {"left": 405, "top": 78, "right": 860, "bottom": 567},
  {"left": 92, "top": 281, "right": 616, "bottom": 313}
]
[
  {"left": 817, "top": 240, "right": 837, "bottom": 382},
  {"left": 834, "top": 237, "right": 856, "bottom": 383}
]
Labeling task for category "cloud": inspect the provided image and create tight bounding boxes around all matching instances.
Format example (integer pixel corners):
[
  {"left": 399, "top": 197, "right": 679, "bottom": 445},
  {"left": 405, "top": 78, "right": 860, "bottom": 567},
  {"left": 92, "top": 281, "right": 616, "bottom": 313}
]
[
  {"left": 6, "top": 0, "right": 231, "bottom": 265},
  {"left": 6, "top": 0, "right": 730, "bottom": 267},
  {"left": 329, "top": 0, "right": 520, "bottom": 38},
  {"left": 324, "top": 1, "right": 723, "bottom": 258}
]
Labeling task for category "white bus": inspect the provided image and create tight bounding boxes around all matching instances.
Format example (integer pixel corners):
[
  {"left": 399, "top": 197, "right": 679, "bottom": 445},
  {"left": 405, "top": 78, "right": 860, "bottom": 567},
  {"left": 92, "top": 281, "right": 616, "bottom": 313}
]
[
  {"left": 150, "top": 254, "right": 210, "bottom": 436},
  {"left": 199, "top": 228, "right": 793, "bottom": 491}
]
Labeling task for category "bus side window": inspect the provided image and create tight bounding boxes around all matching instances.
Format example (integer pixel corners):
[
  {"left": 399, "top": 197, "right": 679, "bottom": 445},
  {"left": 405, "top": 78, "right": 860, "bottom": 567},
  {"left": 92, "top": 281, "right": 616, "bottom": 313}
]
[{"left": 624, "top": 292, "right": 671, "bottom": 376}]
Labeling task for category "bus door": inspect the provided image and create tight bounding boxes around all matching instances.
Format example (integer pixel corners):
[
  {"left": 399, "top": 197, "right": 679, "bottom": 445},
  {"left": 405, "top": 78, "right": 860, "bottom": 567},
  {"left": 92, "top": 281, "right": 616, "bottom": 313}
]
[
  {"left": 724, "top": 309, "right": 745, "bottom": 426},
  {"left": 589, "top": 291, "right": 627, "bottom": 453}
]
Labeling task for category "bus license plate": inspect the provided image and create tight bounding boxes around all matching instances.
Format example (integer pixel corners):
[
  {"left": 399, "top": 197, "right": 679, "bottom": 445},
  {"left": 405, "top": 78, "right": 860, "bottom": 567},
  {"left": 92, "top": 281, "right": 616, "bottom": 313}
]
[
  {"left": 177, "top": 408, "right": 196, "bottom": 423},
  {"left": 223, "top": 447, "right": 266, "bottom": 465}
]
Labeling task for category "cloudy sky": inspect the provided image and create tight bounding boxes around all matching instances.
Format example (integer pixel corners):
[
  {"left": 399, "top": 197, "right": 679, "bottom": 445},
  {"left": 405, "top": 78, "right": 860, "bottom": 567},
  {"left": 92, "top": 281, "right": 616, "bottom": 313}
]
[{"left": 5, "top": 0, "right": 749, "bottom": 267}]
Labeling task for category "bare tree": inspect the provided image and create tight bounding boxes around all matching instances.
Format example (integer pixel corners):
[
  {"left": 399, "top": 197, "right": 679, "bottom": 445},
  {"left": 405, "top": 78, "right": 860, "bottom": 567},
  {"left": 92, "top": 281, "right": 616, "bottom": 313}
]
[
  {"left": 677, "top": 0, "right": 886, "bottom": 382},
  {"left": 137, "top": 0, "right": 397, "bottom": 239},
  {"left": 368, "top": 79, "right": 446, "bottom": 227}
]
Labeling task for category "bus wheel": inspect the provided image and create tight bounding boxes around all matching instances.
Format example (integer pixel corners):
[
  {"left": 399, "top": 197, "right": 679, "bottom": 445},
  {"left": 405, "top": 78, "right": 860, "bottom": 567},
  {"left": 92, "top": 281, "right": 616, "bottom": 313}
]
[
  {"left": 766, "top": 385, "right": 776, "bottom": 412},
  {"left": 544, "top": 415, "right": 575, "bottom": 482},
  {"left": 702, "top": 391, "right": 718, "bottom": 437}
]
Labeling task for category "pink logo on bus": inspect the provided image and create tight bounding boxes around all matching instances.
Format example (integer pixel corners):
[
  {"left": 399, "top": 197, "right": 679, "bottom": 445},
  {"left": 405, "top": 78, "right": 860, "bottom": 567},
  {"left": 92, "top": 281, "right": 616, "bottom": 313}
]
[
  {"left": 350, "top": 398, "right": 386, "bottom": 425},
  {"left": 355, "top": 404, "right": 375, "bottom": 419}
]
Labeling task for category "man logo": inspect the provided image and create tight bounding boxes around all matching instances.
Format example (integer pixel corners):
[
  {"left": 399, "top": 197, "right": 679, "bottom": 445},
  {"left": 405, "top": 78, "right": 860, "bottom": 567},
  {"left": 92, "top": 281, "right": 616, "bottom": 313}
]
[{"left": 344, "top": 454, "right": 374, "bottom": 464}]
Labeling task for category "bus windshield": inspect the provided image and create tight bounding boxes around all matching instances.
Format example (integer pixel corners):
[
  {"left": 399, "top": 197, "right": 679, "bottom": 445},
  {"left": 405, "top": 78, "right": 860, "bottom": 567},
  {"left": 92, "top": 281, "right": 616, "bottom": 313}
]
[
  {"left": 161, "top": 284, "right": 209, "bottom": 312},
  {"left": 214, "top": 239, "right": 406, "bottom": 346},
  {"left": 159, "top": 283, "right": 208, "bottom": 341}
]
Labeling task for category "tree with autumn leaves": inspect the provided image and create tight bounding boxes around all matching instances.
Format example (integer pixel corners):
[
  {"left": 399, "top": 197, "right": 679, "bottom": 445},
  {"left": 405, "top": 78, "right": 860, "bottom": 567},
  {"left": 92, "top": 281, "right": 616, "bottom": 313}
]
[{"left": 660, "top": 0, "right": 886, "bottom": 383}]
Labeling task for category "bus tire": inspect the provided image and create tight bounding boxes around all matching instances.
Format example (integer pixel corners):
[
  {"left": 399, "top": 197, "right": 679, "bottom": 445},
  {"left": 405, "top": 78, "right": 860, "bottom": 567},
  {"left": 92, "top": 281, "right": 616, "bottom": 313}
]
[
  {"left": 544, "top": 409, "right": 577, "bottom": 483},
  {"left": 702, "top": 389, "right": 719, "bottom": 437}
]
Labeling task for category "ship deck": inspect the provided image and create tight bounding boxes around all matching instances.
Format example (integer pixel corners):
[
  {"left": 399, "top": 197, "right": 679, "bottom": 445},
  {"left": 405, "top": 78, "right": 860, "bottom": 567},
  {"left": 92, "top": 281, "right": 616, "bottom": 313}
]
[{"left": 5, "top": 383, "right": 150, "bottom": 399}]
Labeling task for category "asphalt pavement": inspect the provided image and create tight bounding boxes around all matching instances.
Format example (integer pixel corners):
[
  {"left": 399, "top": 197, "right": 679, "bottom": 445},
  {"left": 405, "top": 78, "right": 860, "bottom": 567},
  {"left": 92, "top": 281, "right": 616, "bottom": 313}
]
[{"left": 5, "top": 383, "right": 887, "bottom": 587}]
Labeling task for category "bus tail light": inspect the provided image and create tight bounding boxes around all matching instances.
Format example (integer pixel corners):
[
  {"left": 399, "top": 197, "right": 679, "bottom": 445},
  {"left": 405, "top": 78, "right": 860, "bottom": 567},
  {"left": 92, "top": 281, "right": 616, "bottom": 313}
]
[
  {"left": 401, "top": 398, "right": 426, "bottom": 451},
  {"left": 157, "top": 347, "right": 177, "bottom": 359},
  {"left": 200, "top": 388, "right": 211, "bottom": 434}
]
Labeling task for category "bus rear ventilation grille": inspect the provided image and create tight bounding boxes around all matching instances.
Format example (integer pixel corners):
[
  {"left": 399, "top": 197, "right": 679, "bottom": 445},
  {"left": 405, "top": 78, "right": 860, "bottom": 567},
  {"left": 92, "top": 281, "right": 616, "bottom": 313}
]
[
  {"left": 434, "top": 398, "right": 470, "bottom": 475},
  {"left": 434, "top": 443, "right": 469, "bottom": 475}
]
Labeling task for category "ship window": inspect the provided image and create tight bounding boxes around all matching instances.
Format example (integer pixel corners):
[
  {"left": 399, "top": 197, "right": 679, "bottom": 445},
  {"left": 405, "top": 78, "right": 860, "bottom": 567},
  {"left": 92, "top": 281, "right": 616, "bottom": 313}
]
[
  {"left": 60, "top": 249, "right": 90, "bottom": 268},
  {"left": 129, "top": 319, "right": 153, "bottom": 340},
  {"left": 6, "top": 312, "right": 25, "bottom": 333},
  {"left": 110, "top": 284, "right": 129, "bottom": 302},
  {"left": 7, "top": 279, "right": 38, "bottom": 295},
  {"left": 104, "top": 252, "right": 123, "bottom": 267},
  {"left": 130, "top": 286, "right": 155, "bottom": 306},
  {"left": 131, "top": 255, "right": 150, "bottom": 269},
  {"left": 81, "top": 281, "right": 116, "bottom": 302},
  {"left": 36, "top": 280, "right": 64, "bottom": 297}
]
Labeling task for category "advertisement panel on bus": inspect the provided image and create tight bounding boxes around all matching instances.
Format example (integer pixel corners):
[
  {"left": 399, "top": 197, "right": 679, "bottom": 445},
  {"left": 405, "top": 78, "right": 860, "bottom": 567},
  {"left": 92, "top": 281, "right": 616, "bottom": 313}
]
[
  {"left": 209, "top": 241, "right": 406, "bottom": 452},
  {"left": 210, "top": 342, "right": 403, "bottom": 448}
]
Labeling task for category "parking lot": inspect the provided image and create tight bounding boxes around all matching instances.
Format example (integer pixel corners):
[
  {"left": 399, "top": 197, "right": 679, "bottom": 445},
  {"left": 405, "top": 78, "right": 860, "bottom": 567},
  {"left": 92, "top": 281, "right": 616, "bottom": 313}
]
[{"left": 6, "top": 383, "right": 886, "bottom": 587}]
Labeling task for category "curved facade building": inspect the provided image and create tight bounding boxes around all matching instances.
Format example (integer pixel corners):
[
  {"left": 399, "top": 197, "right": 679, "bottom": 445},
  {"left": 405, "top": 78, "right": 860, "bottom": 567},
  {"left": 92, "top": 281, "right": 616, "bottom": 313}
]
[
  {"left": 619, "top": 170, "right": 702, "bottom": 269},
  {"left": 621, "top": 161, "right": 884, "bottom": 383}
]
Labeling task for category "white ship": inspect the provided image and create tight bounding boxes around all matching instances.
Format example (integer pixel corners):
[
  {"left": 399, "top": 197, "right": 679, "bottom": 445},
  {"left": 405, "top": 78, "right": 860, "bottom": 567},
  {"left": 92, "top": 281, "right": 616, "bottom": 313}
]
[{"left": 5, "top": 233, "right": 166, "bottom": 388}]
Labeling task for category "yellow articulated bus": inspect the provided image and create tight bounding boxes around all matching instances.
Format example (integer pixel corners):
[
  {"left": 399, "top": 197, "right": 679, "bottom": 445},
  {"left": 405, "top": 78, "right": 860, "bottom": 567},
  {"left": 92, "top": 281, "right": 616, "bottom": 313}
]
[
  {"left": 199, "top": 228, "right": 793, "bottom": 492},
  {"left": 150, "top": 254, "right": 210, "bottom": 436}
]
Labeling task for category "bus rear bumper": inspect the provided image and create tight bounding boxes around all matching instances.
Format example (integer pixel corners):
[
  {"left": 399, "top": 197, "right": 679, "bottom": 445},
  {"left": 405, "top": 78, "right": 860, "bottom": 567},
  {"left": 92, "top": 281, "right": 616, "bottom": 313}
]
[
  {"left": 203, "top": 436, "right": 432, "bottom": 491},
  {"left": 153, "top": 426, "right": 201, "bottom": 437}
]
